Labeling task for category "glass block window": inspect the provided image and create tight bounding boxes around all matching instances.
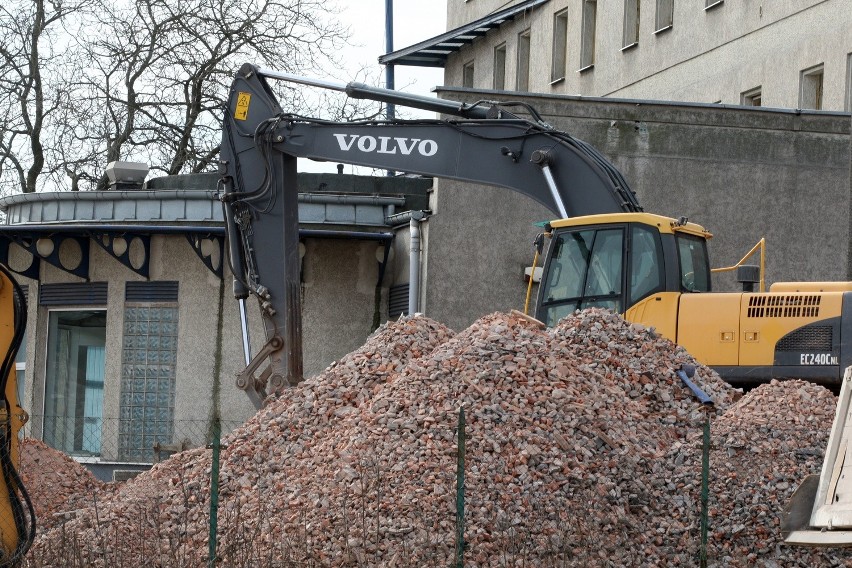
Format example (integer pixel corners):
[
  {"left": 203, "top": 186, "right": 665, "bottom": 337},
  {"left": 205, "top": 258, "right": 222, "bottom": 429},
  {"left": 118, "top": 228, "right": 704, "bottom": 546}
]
[{"left": 118, "top": 306, "right": 178, "bottom": 462}]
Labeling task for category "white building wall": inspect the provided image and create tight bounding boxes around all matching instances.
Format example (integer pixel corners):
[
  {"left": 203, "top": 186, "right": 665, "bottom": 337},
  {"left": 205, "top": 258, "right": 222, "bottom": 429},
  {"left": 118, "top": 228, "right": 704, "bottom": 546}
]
[{"left": 446, "top": 0, "right": 852, "bottom": 110}]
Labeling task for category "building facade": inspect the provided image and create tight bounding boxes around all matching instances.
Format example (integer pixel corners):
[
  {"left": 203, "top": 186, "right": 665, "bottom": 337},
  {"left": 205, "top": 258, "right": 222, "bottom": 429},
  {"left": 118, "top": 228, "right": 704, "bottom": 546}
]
[
  {"left": 379, "top": 0, "right": 852, "bottom": 333},
  {"left": 0, "top": 171, "right": 430, "bottom": 478},
  {"left": 387, "top": 0, "right": 852, "bottom": 111}
]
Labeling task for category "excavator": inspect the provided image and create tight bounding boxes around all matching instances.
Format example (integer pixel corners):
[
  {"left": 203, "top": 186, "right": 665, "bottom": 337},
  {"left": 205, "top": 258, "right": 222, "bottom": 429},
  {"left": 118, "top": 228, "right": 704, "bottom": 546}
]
[
  {"left": 0, "top": 264, "right": 34, "bottom": 564},
  {"left": 219, "top": 63, "right": 851, "bottom": 409}
]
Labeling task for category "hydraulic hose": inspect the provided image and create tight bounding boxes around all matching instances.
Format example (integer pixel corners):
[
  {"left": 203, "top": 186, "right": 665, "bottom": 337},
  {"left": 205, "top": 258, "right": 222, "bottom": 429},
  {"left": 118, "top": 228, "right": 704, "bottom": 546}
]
[{"left": 0, "top": 264, "right": 35, "bottom": 565}]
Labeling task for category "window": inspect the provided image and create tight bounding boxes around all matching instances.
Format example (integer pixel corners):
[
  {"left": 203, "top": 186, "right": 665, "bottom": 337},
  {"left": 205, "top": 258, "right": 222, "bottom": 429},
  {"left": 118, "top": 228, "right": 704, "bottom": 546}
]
[
  {"left": 655, "top": 0, "right": 673, "bottom": 32},
  {"left": 517, "top": 30, "right": 531, "bottom": 91},
  {"left": 845, "top": 53, "right": 852, "bottom": 112},
  {"left": 741, "top": 87, "right": 762, "bottom": 107},
  {"left": 676, "top": 234, "right": 711, "bottom": 293},
  {"left": 462, "top": 60, "right": 475, "bottom": 88},
  {"left": 580, "top": 0, "right": 597, "bottom": 70},
  {"left": 629, "top": 226, "right": 664, "bottom": 304},
  {"left": 551, "top": 10, "right": 568, "bottom": 82},
  {"left": 622, "top": 0, "right": 640, "bottom": 49},
  {"left": 43, "top": 310, "right": 107, "bottom": 457},
  {"left": 800, "top": 64, "right": 824, "bottom": 110},
  {"left": 538, "top": 227, "right": 625, "bottom": 326},
  {"left": 494, "top": 43, "right": 507, "bottom": 90},
  {"left": 118, "top": 305, "right": 179, "bottom": 462}
]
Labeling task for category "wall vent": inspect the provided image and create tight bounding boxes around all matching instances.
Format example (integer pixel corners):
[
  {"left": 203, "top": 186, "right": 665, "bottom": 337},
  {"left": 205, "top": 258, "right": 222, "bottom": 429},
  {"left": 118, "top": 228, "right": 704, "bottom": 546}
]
[
  {"left": 39, "top": 282, "right": 108, "bottom": 306},
  {"left": 125, "top": 281, "right": 179, "bottom": 302},
  {"left": 747, "top": 295, "right": 821, "bottom": 318},
  {"left": 389, "top": 284, "right": 409, "bottom": 319}
]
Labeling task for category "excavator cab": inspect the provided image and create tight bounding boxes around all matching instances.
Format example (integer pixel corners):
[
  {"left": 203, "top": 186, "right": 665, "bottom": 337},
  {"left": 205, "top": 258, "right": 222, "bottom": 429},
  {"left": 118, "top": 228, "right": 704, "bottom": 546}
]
[{"left": 535, "top": 213, "right": 712, "bottom": 328}]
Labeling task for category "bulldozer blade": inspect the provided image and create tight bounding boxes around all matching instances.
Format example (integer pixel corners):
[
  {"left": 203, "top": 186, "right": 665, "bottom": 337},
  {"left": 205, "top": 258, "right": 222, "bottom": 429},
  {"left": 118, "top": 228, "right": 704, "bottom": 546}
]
[
  {"left": 782, "top": 475, "right": 819, "bottom": 540},
  {"left": 782, "top": 443, "right": 852, "bottom": 545}
]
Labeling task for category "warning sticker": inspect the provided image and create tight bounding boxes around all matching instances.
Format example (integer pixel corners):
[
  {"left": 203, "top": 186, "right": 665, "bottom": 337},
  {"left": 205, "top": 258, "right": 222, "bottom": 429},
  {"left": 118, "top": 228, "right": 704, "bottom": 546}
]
[{"left": 234, "top": 92, "right": 251, "bottom": 121}]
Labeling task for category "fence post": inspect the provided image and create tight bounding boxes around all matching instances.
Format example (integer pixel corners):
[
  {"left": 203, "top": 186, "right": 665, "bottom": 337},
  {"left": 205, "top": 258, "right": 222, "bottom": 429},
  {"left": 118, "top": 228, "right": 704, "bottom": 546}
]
[
  {"left": 676, "top": 365, "right": 713, "bottom": 568},
  {"left": 455, "top": 406, "right": 466, "bottom": 568},
  {"left": 208, "top": 420, "right": 222, "bottom": 567},
  {"left": 700, "top": 409, "right": 710, "bottom": 568}
]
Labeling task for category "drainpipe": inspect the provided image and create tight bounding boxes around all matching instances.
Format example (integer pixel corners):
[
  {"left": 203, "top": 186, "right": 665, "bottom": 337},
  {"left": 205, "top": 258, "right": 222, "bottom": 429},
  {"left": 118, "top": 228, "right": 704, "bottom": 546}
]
[
  {"left": 385, "top": 210, "right": 430, "bottom": 316},
  {"left": 409, "top": 216, "right": 421, "bottom": 315}
]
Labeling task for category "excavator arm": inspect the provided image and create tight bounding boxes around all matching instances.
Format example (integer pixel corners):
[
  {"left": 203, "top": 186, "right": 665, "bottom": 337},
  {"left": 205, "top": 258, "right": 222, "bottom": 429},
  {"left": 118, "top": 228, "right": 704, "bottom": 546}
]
[{"left": 219, "top": 63, "right": 640, "bottom": 407}]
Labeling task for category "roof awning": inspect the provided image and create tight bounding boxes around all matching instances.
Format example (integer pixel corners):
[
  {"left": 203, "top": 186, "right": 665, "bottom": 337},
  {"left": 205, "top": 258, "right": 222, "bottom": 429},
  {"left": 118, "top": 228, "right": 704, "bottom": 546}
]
[{"left": 379, "top": 0, "right": 550, "bottom": 68}]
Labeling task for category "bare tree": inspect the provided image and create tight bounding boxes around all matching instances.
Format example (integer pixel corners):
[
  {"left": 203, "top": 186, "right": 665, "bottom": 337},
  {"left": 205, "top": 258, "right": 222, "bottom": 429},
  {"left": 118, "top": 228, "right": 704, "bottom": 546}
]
[
  {"left": 0, "top": 0, "right": 89, "bottom": 194},
  {"left": 0, "top": 0, "right": 383, "bottom": 194},
  {"left": 66, "top": 0, "right": 370, "bottom": 190}
]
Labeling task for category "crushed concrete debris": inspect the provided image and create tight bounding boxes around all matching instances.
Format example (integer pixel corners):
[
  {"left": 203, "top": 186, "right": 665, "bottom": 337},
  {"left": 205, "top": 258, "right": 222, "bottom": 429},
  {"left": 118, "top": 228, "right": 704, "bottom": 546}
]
[{"left": 22, "top": 310, "right": 852, "bottom": 566}]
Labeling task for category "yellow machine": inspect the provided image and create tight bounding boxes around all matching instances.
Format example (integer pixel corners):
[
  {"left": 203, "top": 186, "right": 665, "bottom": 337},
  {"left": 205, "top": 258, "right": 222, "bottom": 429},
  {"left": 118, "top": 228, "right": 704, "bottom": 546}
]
[
  {"left": 0, "top": 264, "right": 34, "bottom": 565},
  {"left": 534, "top": 213, "right": 852, "bottom": 387}
]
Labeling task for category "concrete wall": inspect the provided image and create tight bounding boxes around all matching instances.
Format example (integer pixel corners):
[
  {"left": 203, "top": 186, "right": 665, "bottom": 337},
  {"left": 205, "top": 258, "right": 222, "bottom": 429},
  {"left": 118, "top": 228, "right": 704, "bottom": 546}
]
[
  {"left": 301, "top": 237, "right": 390, "bottom": 376},
  {"left": 422, "top": 88, "right": 852, "bottom": 331},
  {"left": 445, "top": 0, "right": 852, "bottom": 110}
]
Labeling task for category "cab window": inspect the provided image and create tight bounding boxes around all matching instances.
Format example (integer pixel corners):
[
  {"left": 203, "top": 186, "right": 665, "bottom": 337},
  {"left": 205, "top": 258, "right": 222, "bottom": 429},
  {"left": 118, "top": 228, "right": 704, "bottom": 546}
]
[
  {"left": 629, "top": 225, "right": 664, "bottom": 304},
  {"left": 539, "top": 227, "right": 624, "bottom": 325},
  {"left": 676, "top": 233, "right": 711, "bottom": 292}
]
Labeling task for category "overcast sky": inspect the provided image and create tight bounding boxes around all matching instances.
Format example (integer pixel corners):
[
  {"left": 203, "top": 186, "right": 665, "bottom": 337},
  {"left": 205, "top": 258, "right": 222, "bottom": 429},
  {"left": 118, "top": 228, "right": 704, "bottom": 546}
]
[
  {"left": 339, "top": 0, "right": 447, "bottom": 97},
  {"left": 301, "top": 0, "right": 448, "bottom": 173}
]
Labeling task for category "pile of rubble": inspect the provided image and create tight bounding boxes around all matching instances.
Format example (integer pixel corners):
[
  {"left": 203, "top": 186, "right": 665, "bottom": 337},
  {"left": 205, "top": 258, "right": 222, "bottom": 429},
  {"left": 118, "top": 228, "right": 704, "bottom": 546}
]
[
  {"left": 23, "top": 310, "right": 852, "bottom": 566},
  {"left": 18, "top": 439, "right": 110, "bottom": 533}
]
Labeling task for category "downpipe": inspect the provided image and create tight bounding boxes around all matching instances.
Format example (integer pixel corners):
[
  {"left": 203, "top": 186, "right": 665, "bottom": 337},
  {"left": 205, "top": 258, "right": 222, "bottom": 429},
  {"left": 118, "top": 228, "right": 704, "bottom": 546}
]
[{"left": 409, "top": 216, "right": 421, "bottom": 315}]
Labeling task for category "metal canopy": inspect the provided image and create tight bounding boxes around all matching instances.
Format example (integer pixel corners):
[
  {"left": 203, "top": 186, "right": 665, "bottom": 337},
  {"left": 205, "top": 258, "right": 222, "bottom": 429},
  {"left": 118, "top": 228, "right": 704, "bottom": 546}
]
[
  {"left": 379, "top": 0, "right": 550, "bottom": 68},
  {"left": 0, "top": 224, "right": 395, "bottom": 281}
]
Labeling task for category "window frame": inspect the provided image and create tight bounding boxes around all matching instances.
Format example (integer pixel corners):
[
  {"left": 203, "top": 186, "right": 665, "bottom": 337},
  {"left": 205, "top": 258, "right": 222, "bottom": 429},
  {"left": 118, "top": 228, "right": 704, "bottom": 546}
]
[
  {"left": 494, "top": 43, "right": 507, "bottom": 90},
  {"left": 580, "top": 0, "right": 597, "bottom": 72},
  {"left": 799, "top": 64, "right": 824, "bottom": 110},
  {"left": 551, "top": 9, "right": 569, "bottom": 83},
  {"left": 845, "top": 52, "right": 852, "bottom": 112},
  {"left": 622, "top": 0, "right": 640, "bottom": 50},
  {"left": 675, "top": 233, "right": 712, "bottom": 293},
  {"left": 741, "top": 86, "right": 762, "bottom": 107},
  {"left": 462, "top": 60, "right": 475, "bottom": 88},
  {"left": 628, "top": 225, "right": 665, "bottom": 305},
  {"left": 42, "top": 308, "right": 108, "bottom": 458},
  {"left": 538, "top": 225, "right": 628, "bottom": 325},
  {"left": 654, "top": 0, "right": 674, "bottom": 33},
  {"left": 517, "top": 29, "right": 532, "bottom": 91}
]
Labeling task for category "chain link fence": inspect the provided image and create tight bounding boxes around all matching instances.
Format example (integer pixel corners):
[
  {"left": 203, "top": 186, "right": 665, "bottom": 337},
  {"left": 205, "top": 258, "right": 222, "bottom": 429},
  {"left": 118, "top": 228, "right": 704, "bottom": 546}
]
[{"left": 20, "top": 415, "right": 243, "bottom": 472}]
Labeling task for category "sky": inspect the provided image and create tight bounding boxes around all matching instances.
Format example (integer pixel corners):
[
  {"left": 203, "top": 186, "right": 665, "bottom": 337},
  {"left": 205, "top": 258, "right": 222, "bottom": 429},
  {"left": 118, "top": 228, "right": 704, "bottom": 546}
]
[
  {"left": 338, "top": 0, "right": 447, "bottom": 99},
  {"left": 301, "top": 0, "right": 449, "bottom": 173}
]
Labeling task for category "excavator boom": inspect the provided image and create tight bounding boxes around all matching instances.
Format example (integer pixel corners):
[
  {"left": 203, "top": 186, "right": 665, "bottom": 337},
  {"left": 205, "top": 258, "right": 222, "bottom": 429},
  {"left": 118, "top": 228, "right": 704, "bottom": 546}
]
[{"left": 220, "top": 63, "right": 640, "bottom": 407}]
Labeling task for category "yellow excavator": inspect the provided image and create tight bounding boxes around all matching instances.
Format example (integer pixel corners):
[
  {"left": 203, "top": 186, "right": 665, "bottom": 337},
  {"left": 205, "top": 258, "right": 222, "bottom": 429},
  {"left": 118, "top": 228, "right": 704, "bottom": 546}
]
[
  {"left": 0, "top": 264, "right": 34, "bottom": 564},
  {"left": 219, "top": 64, "right": 851, "bottom": 408}
]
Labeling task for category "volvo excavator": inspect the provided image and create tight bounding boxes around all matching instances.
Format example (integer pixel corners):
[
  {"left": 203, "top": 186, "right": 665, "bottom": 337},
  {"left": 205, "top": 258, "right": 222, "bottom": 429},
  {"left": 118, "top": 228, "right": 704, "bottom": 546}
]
[{"left": 219, "top": 63, "right": 851, "bottom": 410}]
